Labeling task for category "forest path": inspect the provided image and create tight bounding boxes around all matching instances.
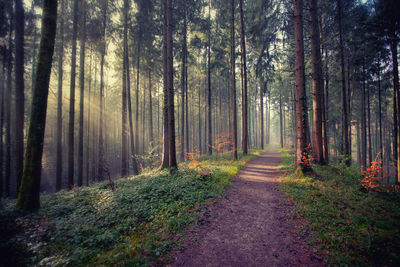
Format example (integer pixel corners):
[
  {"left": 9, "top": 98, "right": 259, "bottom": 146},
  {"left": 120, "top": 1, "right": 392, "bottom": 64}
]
[{"left": 167, "top": 147, "right": 324, "bottom": 267}]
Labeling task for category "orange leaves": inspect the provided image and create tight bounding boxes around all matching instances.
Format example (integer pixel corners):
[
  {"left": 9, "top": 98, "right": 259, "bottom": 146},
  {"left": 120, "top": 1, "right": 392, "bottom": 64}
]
[
  {"left": 295, "top": 144, "right": 314, "bottom": 170},
  {"left": 360, "top": 160, "right": 400, "bottom": 193}
]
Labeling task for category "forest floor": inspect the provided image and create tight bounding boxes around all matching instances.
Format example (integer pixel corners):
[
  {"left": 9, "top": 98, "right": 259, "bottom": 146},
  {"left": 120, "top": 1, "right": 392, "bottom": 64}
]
[{"left": 167, "top": 148, "right": 325, "bottom": 267}]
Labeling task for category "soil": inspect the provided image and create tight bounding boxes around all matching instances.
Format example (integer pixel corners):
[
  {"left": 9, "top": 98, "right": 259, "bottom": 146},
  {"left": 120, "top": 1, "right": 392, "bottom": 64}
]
[{"left": 167, "top": 149, "right": 325, "bottom": 267}]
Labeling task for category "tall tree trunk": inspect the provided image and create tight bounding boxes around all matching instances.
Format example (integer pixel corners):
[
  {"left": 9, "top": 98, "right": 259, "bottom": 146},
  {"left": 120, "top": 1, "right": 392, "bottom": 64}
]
[
  {"left": 15, "top": 0, "right": 25, "bottom": 193},
  {"left": 0, "top": 41, "right": 5, "bottom": 198},
  {"left": 260, "top": 80, "right": 264, "bottom": 149},
  {"left": 68, "top": 0, "right": 79, "bottom": 187},
  {"left": 135, "top": 40, "right": 141, "bottom": 156},
  {"left": 390, "top": 33, "right": 400, "bottom": 183},
  {"left": 198, "top": 83, "right": 202, "bottom": 154},
  {"left": 78, "top": 1, "right": 86, "bottom": 186},
  {"left": 230, "top": 0, "right": 238, "bottom": 159},
  {"left": 98, "top": 1, "right": 108, "bottom": 180},
  {"left": 377, "top": 56, "right": 383, "bottom": 165},
  {"left": 161, "top": 0, "right": 169, "bottom": 168},
  {"left": 338, "top": 0, "right": 350, "bottom": 165},
  {"left": 149, "top": 68, "right": 153, "bottom": 150},
  {"left": 16, "top": 0, "right": 57, "bottom": 211},
  {"left": 124, "top": 0, "right": 138, "bottom": 175},
  {"left": 166, "top": 0, "right": 177, "bottom": 169},
  {"left": 207, "top": 0, "right": 212, "bottom": 155},
  {"left": 279, "top": 93, "right": 283, "bottom": 148},
  {"left": 367, "top": 84, "right": 372, "bottom": 166},
  {"left": 56, "top": 0, "right": 64, "bottom": 191},
  {"left": 323, "top": 48, "right": 329, "bottom": 163},
  {"left": 294, "top": 0, "right": 311, "bottom": 171},
  {"left": 310, "top": 0, "right": 324, "bottom": 164},
  {"left": 121, "top": 28, "right": 128, "bottom": 177},
  {"left": 239, "top": 0, "right": 248, "bottom": 155},
  {"left": 5, "top": 6, "right": 13, "bottom": 197},
  {"left": 180, "top": 8, "right": 186, "bottom": 161},
  {"left": 361, "top": 62, "right": 367, "bottom": 170}
]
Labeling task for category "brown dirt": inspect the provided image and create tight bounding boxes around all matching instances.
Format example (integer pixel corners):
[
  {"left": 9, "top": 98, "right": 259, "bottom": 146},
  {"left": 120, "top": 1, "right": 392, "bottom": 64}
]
[{"left": 167, "top": 149, "right": 325, "bottom": 267}]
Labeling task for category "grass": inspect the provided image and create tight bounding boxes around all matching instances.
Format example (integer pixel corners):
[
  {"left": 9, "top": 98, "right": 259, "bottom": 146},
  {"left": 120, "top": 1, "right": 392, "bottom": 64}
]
[
  {"left": 279, "top": 148, "right": 400, "bottom": 266},
  {"left": 0, "top": 149, "right": 263, "bottom": 266}
]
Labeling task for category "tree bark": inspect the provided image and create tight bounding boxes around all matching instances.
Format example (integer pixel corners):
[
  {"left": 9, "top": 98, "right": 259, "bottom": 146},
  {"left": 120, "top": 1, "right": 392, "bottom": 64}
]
[
  {"left": 361, "top": 62, "right": 367, "bottom": 170},
  {"left": 161, "top": 0, "right": 169, "bottom": 168},
  {"left": 239, "top": 0, "right": 248, "bottom": 155},
  {"left": 166, "top": 0, "right": 177, "bottom": 169},
  {"left": 16, "top": 0, "right": 57, "bottom": 211},
  {"left": 310, "top": 0, "right": 324, "bottom": 164},
  {"left": 231, "top": 0, "right": 238, "bottom": 159},
  {"left": 208, "top": 0, "right": 212, "bottom": 155},
  {"left": 68, "top": 0, "right": 79, "bottom": 187},
  {"left": 338, "top": 0, "right": 350, "bottom": 165},
  {"left": 260, "top": 80, "right": 264, "bottom": 150},
  {"left": 56, "top": 0, "right": 64, "bottom": 191},
  {"left": 294, "top": 0, "right": 311, "bottom": 172},
  {"left": 125, "top": 0, "right": 138, "bottom": 175},
  {"left": 98, "top": 0, "right": 108, "bottom": 181},
  {"left": 78, "top": 1, "right": 86, "bottom": 186},
  {"left": 15, "top": 0, "right": 25, "bottom": 193}
]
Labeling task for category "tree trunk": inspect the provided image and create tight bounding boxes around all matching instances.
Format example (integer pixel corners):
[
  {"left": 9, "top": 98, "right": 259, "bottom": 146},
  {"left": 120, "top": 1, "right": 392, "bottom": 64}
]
[
  {"left": 377, "top": 56, "right": 383, "bottom": 165},
  {"left": 361, "top": 62, "right": 367, "bottom": 170},
  {"left": 5, "top": 6, "right": 13, "bottom": 197},
  {"left": 78, "top": 1, "right": 86, "bottom": 186},
  {"left": 239, "top": 0, "right": 248, "bottom": 155},
  {"left": 279, "top": 93, "right": 283, "bottom": 148},
  {"left": 208, "top": 0, "right": 212, "bottom": 155},
  {"left": 260, "top": 80, "right": 264, "bottom": 149},
  {"left": 68, "top": 0, "right": 79, "bottom": 187},
  {"left": 166, "top": 0, "right": 177, "bottom": 169},
  {"left": 390, "top": 34, "right": 400, "bottom": 183},
  {"left": 121, "top": 25, "right": 128, "bottom": 177},
  {"left": 56, "top": 0, "right": 64, "bottom": 191},
  {"left": 124, "top": 0, "right": 138, "bottom": 175},
  {"left": 367, "top": 84, "right": 372, "bottom": 166},
  {"left": 161, "top": 0, "right": 169, "bottom": 168},
  {"left": 294, "top": 0, "right": 311, "bottom": 172},
  {"left": 98, "top": 1, "right": 108, "bottom": 181},
  {"left": 338, "top": 0, "right": 350, "bottom": 165},
  {"left": 16, "top": 0, "right": 57, "bottom": 211},
  {"left": 310, "top": 0, "right": 324, "bottom": 164},
  {"left": 149, "top": 68, "right": 153, "bottom": 150},
  {"left": 231, "top": 0, "right": 237, "bottom": 159},
  {"left": 15, "top": 0, "right": 25, "bottom": 193},
  {"left": 180, "top": 8, "right": 187, "bottom": 161}
]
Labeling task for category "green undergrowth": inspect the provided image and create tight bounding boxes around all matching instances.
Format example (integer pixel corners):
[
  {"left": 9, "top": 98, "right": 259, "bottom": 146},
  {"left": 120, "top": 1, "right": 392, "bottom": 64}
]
[
  {"left": 279, "top": 148, "right": 400, "bottom": 266},
  {"left": 0, "top": 150, "right": 263, "bottom": 266}
]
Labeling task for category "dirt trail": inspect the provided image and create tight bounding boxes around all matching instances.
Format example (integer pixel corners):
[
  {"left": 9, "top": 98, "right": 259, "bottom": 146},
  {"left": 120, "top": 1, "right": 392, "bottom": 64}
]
[{"left": 168, "top": 148, "right": 324, "bottom": 267}]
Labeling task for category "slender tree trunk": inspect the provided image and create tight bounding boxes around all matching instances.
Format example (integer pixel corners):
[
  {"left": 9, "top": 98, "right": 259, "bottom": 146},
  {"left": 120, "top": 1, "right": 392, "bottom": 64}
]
[
  {"left": 180, "top": 9, "right": 186, "bottom": 161},
  {"left": 239, "top": 0, "right": 248, "bottom": 155},
  {"left": 98, "top": 1, "right": 108, "bottom": 180},
  {"left": 207, "top": 0, "right": 212, "bottom": 155},
  {"left": 124, "top": 0, "right": 138, "bottom": 175},
  {"left": 294, "top": 0, "right": 311, "bottom": 171},
  {"left": 68, "top": 0, "right": 79, "bottom": 187},
  {"left": 56, "top": 0, "right": 64, "bottom": 191},
  {"left": 185, "top": 55, "right": 189, "bottom": 154},
  {"left": 135, "top": 40, "right": 141, "bottom": 156},
  {"left": 377, "top": 56, "right": 383, "bottom": 164},
  {"left": 16, "top": 0, "right": 57, "bottom": 211},
  {"left": 161, "top": 0, "right": 169, "bottom": 168},
  {"left": 149, "top": 68, "right": 153, "bottom": 150},
  {"left": 0, "top": 43, "right": 5, "bottom": 198},
  {"left": 310, "top": 0, "right": 324, "bottom": 164},
  {"left": 279, "top": 93, "right": 283, "bottom": 148},
  {"left": 15, "top": 0, "right": 25, "bottom": 193},
  {"left": 338, "top": 0, "right": 350, "bottom": 165},
  {"left": 5, "top": 6, "right": 13, "bottom": 197},
  {"left": 361, "top": 63, "right": 367, "bottom": 170},
  {"left": 78, "top": 1, "right": 86, "bottom": 186},
  {"left": 367, "top": 84, "right": 372, "bottom": 166},
  {"left": 260, "top": 80, "right": 264, "bottom": 149},
  {"left": 231, "top": 0, "right": 238, "bottom": 159},
  {"left": 390, "top": 34, "right": 400, "bottom": 183},
  {"left": 121, "top": 38, "right": 128, "bottom": 177},
  {"left": 198, "top": 82, "right": 202, "bottom": 154},
  {"left": 166, "top": 0, "right": 177, "bottom": 169}
]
